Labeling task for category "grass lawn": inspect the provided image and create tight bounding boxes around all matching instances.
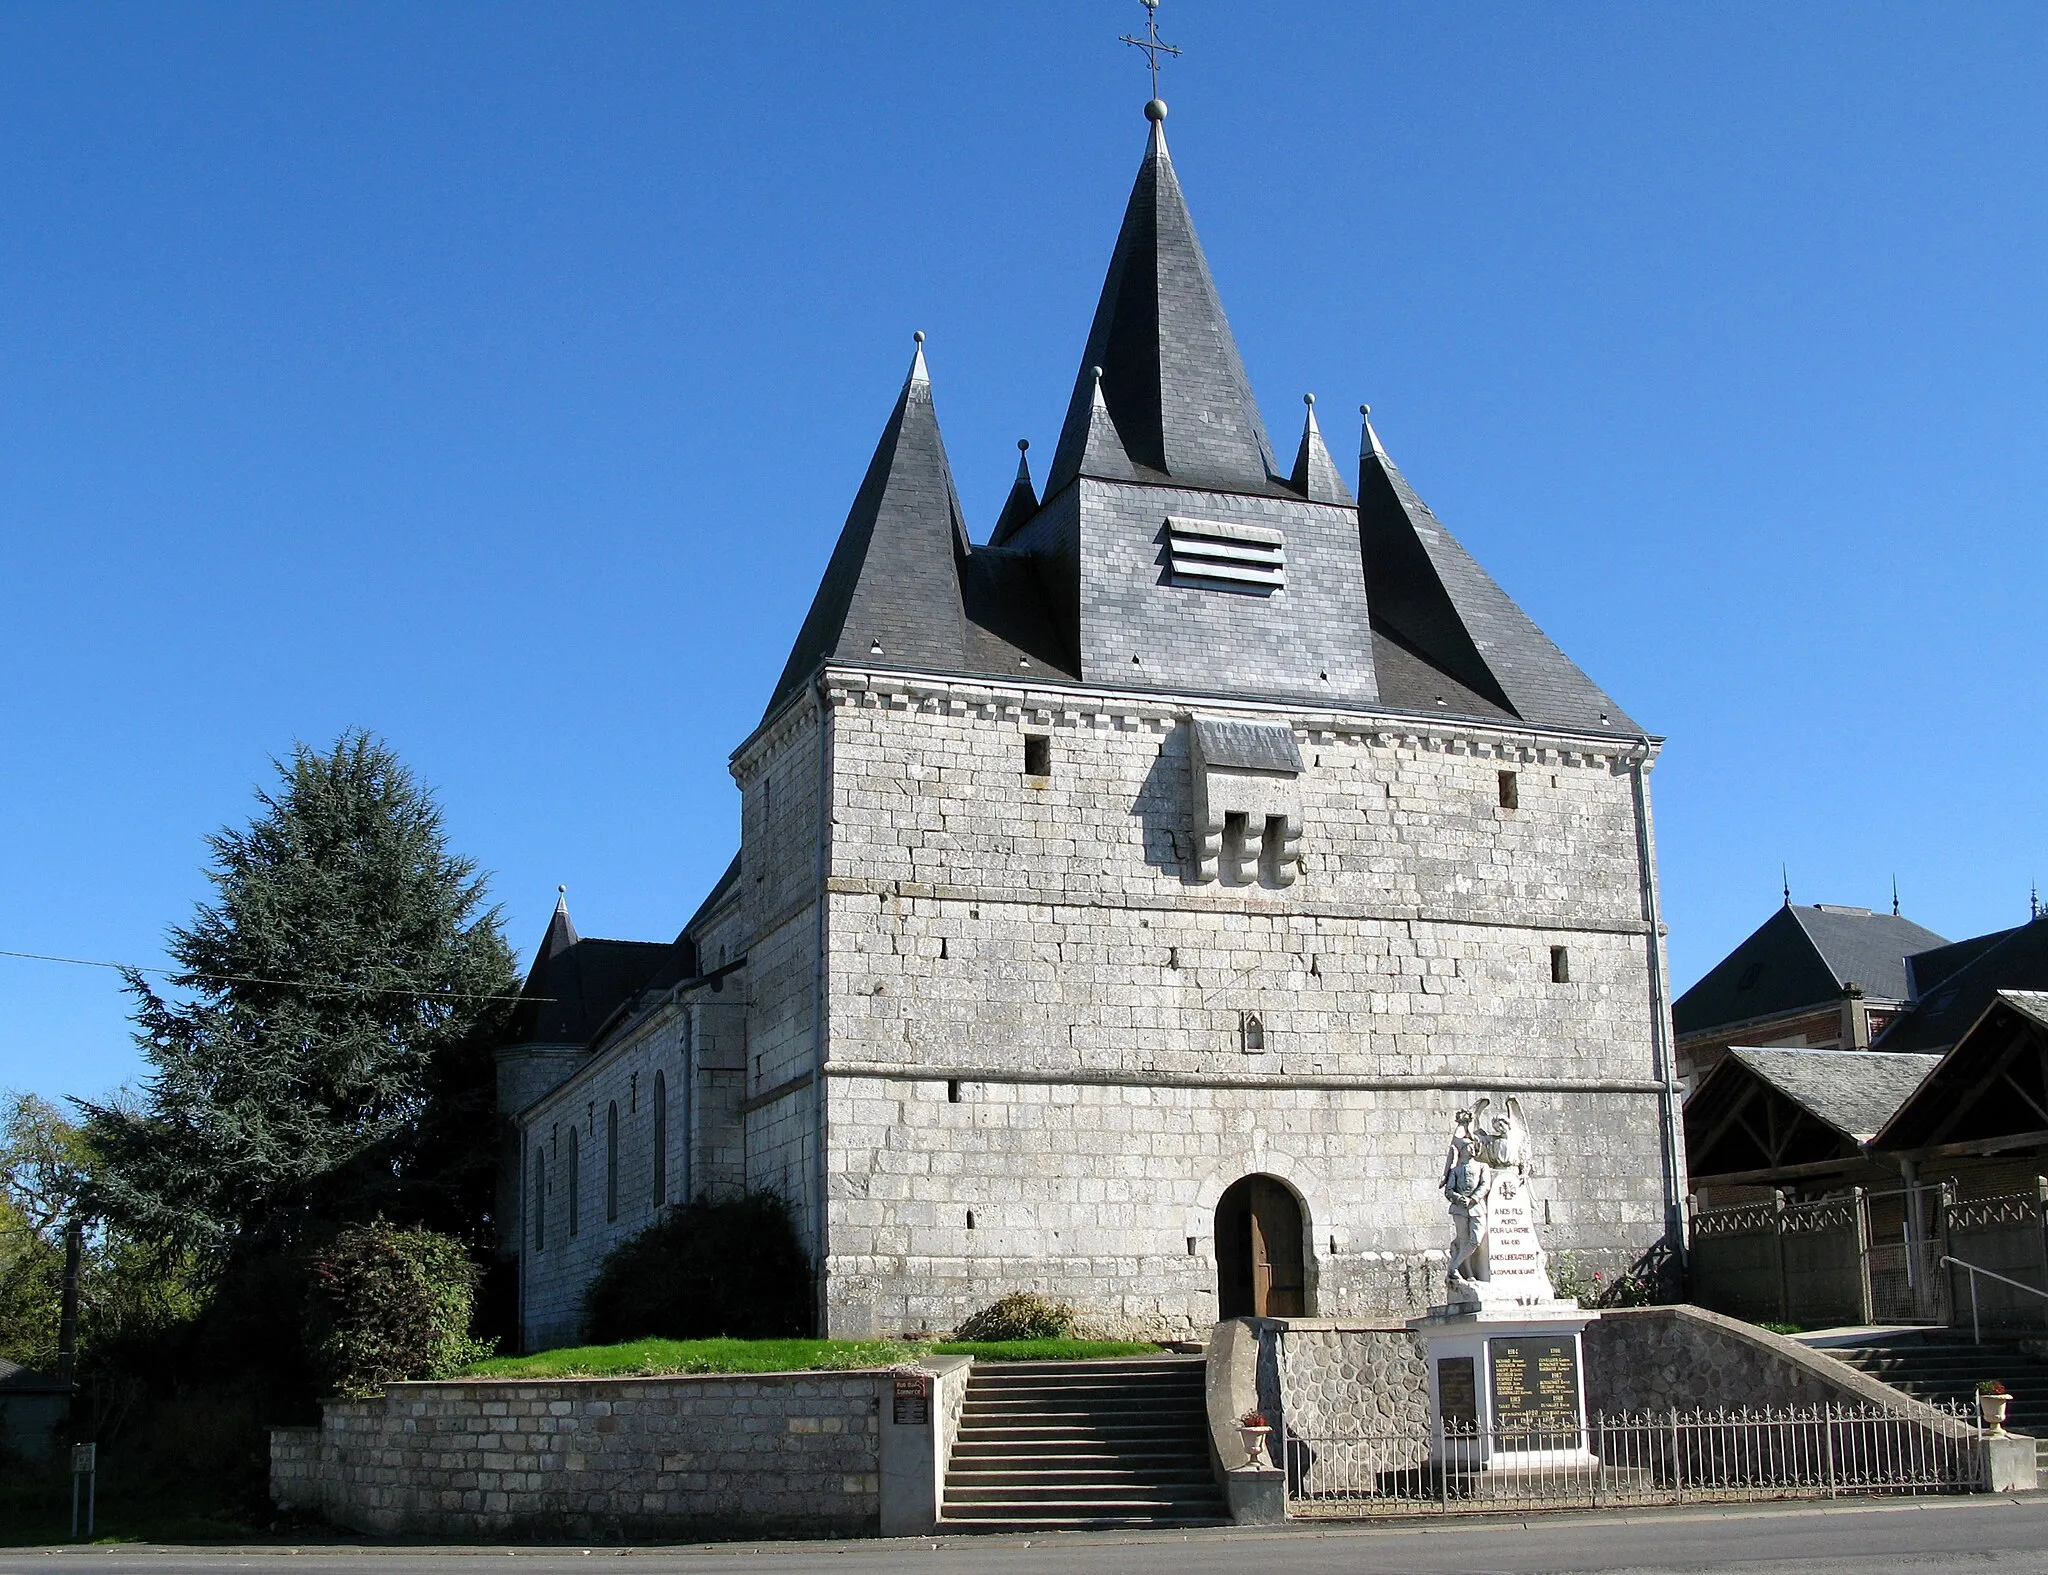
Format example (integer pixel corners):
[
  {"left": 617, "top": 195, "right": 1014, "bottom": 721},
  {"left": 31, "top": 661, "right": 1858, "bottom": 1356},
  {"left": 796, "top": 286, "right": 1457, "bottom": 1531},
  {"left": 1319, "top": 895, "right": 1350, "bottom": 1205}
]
[
  {"left": 462, "top": 1335, "right": 1166, "bottom": 1379},
  {"left": 929, "top": 1338, "right": 1162, "bottom": 1361}
]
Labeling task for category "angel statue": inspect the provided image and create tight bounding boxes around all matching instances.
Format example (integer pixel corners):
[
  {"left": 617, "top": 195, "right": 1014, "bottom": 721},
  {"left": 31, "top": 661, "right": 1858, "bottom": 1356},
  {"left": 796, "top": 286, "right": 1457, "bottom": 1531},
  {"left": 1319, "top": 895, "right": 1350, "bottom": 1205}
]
[
  {"left": 1473, "top": 1096, "right": 1532, "bottom": 1179},
  {"left": 1440, "top": 1108, "right": 1491, "bottom": 1288}
]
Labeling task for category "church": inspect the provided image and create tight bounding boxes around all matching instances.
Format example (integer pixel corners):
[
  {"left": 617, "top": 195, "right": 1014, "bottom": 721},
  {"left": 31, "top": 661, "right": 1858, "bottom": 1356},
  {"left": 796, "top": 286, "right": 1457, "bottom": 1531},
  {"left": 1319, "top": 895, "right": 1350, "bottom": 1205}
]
[{"left": 496, "top": 97, "right": 1687, "bottom": 1351}]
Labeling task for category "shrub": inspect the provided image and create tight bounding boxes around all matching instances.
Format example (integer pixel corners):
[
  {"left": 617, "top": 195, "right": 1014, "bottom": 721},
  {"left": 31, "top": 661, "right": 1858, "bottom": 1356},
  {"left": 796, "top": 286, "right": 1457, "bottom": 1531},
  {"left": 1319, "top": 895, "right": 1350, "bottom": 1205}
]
[
  {"left": 582, "top": 1193, "right": 812, "bottom": 1344},
  {"left": 305, "top": 1222, "right": 491, "bottom": 1398},
  {"left": 955, "top": 1292, "right": 1076, "bottom": 1342}
]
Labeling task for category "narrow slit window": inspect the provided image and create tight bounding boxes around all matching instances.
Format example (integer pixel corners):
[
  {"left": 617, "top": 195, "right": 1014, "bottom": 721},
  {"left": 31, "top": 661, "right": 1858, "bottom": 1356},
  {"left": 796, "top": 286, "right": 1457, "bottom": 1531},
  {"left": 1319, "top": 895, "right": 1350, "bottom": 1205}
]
[
  {"left": 1023, "top": 734, "right": 1051, "bottom": 777},
  {"left": 947, "top": 1079, "right": 962, "bottom": 1104},
  {"left": 965, "top": 1210, "right": 977, "bottom": 1230},
  {"left": 1551, "top": 945, "right": 1571, "bottom": 984},
  {"left": 566, "top": 1127, "right": 580, "bottom": 1238},
  {"left": 605, "top": 1101, "right": 619, "bottom": 1223},
  {"left": 1241, "top": 1011, "right": 1265, "bottom": 1053},
  {"left": 532, "top": 1150, "right": 547, "bottom": 1251},
  {"left": 1498, "top": 770, "right": 1519, "bottom": 810},
  {"left": 651, "top": 1071, "right": 667, "bottom": 1208}
]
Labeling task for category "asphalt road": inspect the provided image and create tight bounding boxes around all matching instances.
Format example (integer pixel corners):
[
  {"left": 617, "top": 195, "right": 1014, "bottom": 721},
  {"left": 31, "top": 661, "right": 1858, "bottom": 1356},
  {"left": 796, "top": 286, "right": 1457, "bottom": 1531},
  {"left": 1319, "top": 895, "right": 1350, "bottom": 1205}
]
[{"left": 8, "top": 1498, "right": 2048, "bottom": 1575}]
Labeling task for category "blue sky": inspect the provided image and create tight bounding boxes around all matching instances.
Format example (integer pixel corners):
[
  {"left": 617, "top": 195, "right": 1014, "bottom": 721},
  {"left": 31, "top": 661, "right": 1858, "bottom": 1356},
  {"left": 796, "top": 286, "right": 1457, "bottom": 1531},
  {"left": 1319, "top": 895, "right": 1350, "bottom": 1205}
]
[{"left": 4, "top": 3, "right": 2044, "bottom": 1106}]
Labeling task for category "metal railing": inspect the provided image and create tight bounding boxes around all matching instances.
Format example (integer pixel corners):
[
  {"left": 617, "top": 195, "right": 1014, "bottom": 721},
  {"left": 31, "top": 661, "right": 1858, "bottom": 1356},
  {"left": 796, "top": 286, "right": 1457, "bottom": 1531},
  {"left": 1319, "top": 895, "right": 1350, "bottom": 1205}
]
[
  {"left": 1280, "top": 1402, "right": 1982, "bottom": 1516},
  {"left": 1944, "top": 1254, "right": 2048, "bottom": 1345}
]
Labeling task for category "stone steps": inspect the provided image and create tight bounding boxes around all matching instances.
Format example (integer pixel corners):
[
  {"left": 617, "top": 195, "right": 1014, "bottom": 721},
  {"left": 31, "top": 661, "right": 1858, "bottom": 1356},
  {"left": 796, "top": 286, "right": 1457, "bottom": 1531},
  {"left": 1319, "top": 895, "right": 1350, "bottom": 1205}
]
[
  {"left": 940, "top": 1357, "right": 1226, "bottom": 1532},
  {"left": 1824, "top": 1338, "right": 2048, "bottom": 1465}
]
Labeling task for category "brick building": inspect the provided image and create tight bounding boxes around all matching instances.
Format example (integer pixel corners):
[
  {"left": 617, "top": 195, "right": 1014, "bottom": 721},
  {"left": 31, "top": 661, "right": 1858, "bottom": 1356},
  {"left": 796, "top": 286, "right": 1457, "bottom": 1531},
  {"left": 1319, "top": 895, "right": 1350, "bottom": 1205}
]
[{"left": 498, "top": 102, "right": 1686, "bottom": 1351}]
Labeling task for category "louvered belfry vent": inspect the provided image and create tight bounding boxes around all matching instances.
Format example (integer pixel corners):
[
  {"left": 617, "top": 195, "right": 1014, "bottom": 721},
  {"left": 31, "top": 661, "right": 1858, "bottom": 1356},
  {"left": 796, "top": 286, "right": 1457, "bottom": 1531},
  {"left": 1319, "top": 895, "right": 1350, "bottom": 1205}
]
[{"left": 1163, "top": 516, "right": 1284, "bottom": 594}]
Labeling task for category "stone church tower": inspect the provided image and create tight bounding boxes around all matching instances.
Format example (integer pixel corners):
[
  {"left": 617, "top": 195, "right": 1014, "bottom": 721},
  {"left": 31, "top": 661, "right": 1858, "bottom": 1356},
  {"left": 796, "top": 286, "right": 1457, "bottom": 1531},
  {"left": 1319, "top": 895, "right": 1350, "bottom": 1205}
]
[{"left": 505, "top": 104, "right": 1686, "bottom": 1349}]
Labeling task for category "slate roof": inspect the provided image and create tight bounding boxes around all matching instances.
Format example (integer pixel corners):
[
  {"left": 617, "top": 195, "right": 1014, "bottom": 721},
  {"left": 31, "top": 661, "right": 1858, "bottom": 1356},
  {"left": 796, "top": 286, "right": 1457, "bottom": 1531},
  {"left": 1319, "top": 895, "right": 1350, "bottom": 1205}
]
[
  {"left": 1674, "top": 904, "right": 1950, "bottom": 1038},
  {"left": 762, "top": 110, "right": 1641, "bottom": 739},
  {"left": 1873, "top": 991, "right": 2048, "bottom": 1152},
  {"left": 1192, "top": 716, "right": 1305, "bottom": 774},
  {"left": 1357, "top": 415, "right": 1638, "bottom": 735},
  {"left": 1045, "top": 113, "right": 1280, "bottom": 498},
  {"left": 1723, "top": 1047, "right": 1940, "bottom": 1142},
  {"left": 0, "top": 1357, "right": 71, "bottom": 1394},
  {"left": 1875, "top": 919, "right": 2048, "bottom": 1055},
  {"left": 1289, "top": 397, "right": 1353, "bottom": 507},
  {"left": 501, "top": 893, "right": 674, "bottom": 1049}
]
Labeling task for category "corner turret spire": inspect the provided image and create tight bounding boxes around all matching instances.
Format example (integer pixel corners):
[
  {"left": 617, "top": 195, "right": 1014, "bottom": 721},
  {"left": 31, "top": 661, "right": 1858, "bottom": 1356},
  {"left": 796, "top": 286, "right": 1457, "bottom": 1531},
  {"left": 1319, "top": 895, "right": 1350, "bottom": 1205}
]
[
  {"left": 765, "top": 334, "right": 970, "bottom": 715},
  {"left": 1290, "top": 394, "right": 1353, "bottom": 505},
  {"left": 990, "top": 438, "right": 1041, "bottom": 545},
  {"left": 1047, "top": 107, "right": 1277, "bottom": 496},
  {"left": 545, "top": 884, "right": 577, "bottom": 950}
]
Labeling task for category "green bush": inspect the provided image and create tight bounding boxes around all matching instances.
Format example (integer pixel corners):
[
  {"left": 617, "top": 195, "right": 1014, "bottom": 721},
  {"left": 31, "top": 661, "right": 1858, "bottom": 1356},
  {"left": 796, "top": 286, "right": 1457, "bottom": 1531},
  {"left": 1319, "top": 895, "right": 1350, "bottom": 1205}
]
[
  {"left": 955, "top": 1292, "right": 1076, "bottom": 1342},
  {"left": 582, "top": 1193, "right": 812, "bottom": 1343},
  {"left": 305, "top": 1221, "right": 491, "bottom": 1398}
]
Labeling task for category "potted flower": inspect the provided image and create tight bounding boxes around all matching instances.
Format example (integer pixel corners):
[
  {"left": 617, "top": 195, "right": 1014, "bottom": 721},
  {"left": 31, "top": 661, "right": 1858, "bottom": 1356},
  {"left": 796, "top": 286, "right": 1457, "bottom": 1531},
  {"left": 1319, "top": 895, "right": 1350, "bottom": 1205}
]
[
  {"left": 1237, "top": 1407, "right": 1273, "bottom": 1468},
  {"left": 1978, "top": 1379, "right": 2011, "bottom": 1437}
]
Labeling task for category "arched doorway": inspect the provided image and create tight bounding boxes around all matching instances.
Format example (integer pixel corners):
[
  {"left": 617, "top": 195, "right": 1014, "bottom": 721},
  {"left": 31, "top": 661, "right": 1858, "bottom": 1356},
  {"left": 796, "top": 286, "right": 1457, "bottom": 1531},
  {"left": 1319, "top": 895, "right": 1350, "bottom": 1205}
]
[{"left": 1215, "top": 1174, "right": 1308, "bottom": 1318}]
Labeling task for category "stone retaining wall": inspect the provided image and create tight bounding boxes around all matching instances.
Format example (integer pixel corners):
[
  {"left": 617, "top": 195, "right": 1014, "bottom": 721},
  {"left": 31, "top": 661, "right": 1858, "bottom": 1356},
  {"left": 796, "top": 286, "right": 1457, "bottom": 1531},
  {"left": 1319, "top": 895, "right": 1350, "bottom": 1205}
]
[
  {"left": 1585, "top": 1304, "right": 1966, "bottom": 1423},
  {"left": 271, "top": 1366, "right": 960, "bottom": 1541}
]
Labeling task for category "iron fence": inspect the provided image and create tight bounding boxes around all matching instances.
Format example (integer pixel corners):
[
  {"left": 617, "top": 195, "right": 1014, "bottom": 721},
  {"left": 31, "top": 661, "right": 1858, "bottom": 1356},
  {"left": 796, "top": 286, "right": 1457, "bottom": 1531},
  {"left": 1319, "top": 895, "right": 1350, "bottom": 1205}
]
[{"left": 1280, "top": 1401, "right": 1982, "bottom": 1516}]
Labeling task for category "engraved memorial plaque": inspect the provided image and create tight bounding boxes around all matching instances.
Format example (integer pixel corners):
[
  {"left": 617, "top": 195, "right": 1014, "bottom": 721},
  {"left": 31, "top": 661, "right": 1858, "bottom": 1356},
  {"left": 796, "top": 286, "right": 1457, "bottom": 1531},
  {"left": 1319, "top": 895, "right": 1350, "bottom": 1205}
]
[
  {"left": 1436, "top": 1356, "right": 1478, "bottom": 1428},
  {"left": 891, "top": 1373, "right": 931, "bottom": 1426},
  {"left": 1488, "top": 1335, "right": 1581, "bottom": 1438}
]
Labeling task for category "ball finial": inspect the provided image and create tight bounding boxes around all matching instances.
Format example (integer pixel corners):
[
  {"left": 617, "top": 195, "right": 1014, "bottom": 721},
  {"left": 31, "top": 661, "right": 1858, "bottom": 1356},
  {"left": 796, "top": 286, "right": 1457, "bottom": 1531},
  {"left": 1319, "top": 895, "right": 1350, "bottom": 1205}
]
[
  {"left": 1017, "top": 438, "right": 1029, "bottom": 452},
  {"left": 557, "top": 884, "right": 566, "bottom": 894},
  {"left": 1144, "top": 98, "right": 1168, "bottom": 122},
  {"left": 913, "top": 330, "right": 925, "bottom": 345},
  {"left": 1360, "top": 404, "right": 1371, "bottom": 416},
  {"left": 1304, "top": 393, "right": 1316, "bottom": 407}
]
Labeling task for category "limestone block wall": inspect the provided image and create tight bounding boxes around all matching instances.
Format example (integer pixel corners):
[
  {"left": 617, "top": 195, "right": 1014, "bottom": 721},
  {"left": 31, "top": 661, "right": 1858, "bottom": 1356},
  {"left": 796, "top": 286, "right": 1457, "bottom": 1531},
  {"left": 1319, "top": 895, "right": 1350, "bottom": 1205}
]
[
  {"left": 270, "top": 1426, "right": 321, "bottom": 1506},
  {"left": 733, "top": 707, "right": 826, "bottom": 1257},
  {"left": 822, "top": 1077, "right": 1667, "bottom": 1337},
  {"left": 270, "top": 1373, "right": 886, "bottom": 1540},
  {"left": 517, "top": 987, "right": 752, "bottom": 1352},
  {"left": 812, "top": 672, "right": 1676, "bottom": 1335}
]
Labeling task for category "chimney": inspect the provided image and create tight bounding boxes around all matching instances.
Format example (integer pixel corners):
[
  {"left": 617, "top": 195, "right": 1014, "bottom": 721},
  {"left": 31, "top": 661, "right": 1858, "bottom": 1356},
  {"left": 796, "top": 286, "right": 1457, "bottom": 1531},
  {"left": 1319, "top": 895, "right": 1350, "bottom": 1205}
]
[{"left": 1841, "top": 982, "right": 1870, "bottom": 1050}]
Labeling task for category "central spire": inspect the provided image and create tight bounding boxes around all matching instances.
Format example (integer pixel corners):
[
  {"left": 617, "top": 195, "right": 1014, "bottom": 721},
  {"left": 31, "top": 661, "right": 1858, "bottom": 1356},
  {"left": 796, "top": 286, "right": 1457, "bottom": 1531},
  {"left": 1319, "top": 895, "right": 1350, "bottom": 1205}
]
[{"left": 1046, "top": 105, "right": 1278, "bottom": 497}]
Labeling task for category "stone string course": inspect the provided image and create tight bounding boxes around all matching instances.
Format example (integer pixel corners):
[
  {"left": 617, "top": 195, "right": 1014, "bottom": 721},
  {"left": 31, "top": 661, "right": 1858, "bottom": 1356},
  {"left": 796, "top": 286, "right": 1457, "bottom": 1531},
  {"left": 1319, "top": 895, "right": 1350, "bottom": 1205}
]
[{"left": 271, "top": 1372, "right": 886, "bottom": 1540}]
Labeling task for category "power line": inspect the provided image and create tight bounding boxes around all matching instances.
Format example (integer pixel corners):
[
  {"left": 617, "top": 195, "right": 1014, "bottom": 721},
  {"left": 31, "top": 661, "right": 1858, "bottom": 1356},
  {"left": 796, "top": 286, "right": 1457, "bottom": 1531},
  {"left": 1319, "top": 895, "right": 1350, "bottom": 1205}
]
[{"left": 0, "top": 948, "right": 542, "bottom": 1004}]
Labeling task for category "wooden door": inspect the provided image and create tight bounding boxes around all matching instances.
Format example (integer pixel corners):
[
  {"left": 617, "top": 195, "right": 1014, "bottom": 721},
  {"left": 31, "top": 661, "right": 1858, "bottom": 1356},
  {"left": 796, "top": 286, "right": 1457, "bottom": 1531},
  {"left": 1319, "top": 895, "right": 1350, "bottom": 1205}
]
[
  {"left": 1248, "top": 1177, "right": 1306, "bottom": 1316},
  {"left": 1216, "top": 1175, "right": 1307, "bottom": 1318}
]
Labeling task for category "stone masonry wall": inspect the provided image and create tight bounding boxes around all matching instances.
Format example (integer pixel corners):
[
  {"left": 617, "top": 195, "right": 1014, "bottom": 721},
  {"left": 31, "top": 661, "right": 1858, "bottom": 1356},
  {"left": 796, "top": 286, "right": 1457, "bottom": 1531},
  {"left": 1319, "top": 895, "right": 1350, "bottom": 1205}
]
[
  {"left": 271, "top": 1373, "right": 885, "bottom": 1540},
  {"left": 517, "top": 978, "right": 750, "bottom": 1352},
  {"left": 815, "top": 672, "right": 1676, "bottom": 1336},
  {"left": 734, "top": 702, "right": 826, "bottom": 1258},
  {"left": 1585, "top": 1305, "right": 1966, "bottom": 1425},
  {"left": 1254, "top": 1320, "right": 1431, "bottom": 1495}
]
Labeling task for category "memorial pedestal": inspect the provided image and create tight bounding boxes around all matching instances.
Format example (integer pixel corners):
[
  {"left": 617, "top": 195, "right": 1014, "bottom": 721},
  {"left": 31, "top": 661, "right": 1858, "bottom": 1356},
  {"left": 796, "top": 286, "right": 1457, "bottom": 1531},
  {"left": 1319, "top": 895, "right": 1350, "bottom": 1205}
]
[{"left": 1409, "top": 1301, "right": 1598, "bottom": 1472}]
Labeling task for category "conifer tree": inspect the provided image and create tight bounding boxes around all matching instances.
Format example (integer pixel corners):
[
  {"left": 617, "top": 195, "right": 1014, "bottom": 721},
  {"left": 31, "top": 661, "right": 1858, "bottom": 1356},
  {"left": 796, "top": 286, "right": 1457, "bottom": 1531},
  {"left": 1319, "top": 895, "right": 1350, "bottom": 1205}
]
[{"left": 80, "top": 733, "right": 517, "bottom": 1265}]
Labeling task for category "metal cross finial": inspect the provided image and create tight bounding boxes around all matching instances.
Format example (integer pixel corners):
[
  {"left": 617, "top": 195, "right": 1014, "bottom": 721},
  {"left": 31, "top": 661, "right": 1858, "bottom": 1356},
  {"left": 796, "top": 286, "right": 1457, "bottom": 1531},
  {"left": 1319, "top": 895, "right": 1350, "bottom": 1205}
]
[{"left": 1121, "top": 0, "right": 1181, "bottom": 105}]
